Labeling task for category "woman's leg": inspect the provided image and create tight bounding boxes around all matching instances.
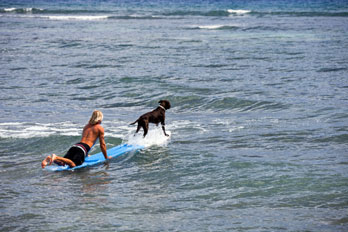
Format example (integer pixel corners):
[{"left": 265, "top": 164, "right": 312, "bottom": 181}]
[{"left": 51, "top": 154, "right": 76, "bottom": 168}]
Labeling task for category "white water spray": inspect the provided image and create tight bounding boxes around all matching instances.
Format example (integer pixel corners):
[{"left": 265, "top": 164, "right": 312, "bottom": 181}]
[{"left": 123, "top": 127, "right": 171, "bottom": 148}]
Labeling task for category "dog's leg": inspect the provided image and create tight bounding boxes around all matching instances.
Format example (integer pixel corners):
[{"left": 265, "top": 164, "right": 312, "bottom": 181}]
[
  {"left": 143, "top": 121, "right": 149, "bottom": 138},
  {"left": 161, "top": 122, "right": 169, "bottom": 137},
  {"left": 135, "top": 123, "right": 141, "bottom": 134}
]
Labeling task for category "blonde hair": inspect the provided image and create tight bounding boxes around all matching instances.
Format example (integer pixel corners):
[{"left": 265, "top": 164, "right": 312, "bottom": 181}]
[{"left": 89, "top": 110, "right": 103, "bottom": 125}]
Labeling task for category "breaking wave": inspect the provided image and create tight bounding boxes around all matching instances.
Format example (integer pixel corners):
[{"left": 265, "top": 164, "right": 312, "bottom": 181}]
[{"left": 1, "top": 7, "right": 347, "bottom": 19}]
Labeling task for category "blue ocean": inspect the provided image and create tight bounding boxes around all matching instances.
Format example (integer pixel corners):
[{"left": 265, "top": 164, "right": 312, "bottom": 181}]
[{"left": 1, "top": 0, "right": 348, "bottom": 231}]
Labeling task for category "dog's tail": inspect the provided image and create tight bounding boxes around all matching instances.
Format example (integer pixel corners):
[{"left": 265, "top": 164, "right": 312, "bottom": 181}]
[{"left": 130, "top": 119, "right": 138, "bottom": 125}]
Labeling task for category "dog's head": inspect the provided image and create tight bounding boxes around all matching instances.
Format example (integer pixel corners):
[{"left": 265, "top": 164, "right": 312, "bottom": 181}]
[{"left": 159, "top": 100, "right": 171, "bottom": 110}]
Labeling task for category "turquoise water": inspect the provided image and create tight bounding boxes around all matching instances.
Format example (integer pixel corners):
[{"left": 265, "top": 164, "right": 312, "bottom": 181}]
[{"left": 1, "top": 0, "right": 348, "bottom": 231}]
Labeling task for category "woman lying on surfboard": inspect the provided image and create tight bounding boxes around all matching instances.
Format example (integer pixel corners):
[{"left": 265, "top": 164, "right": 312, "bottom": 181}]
[{"left": 41, "top": 110, "right": 111, "bottom": 168}]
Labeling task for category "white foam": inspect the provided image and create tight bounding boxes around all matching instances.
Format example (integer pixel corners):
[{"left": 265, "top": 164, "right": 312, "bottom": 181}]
[
  {"left": 227, "top": 9, "right": 251, "bottom": 14},
  {"left": 191, "top": 24, "right": 239, "bottom": 30},
  {"left": 166, "top": 119, "right": 207, "bottom": 134},
  {"left": 3, "top": 8, "right": 44, "bottom": 12},
  {"left": 0, "top": 121, "right": 172, "bottom": 148},
  {"left": 0, "top": 122, "right": 23, "bottom": 126},
  {"left": 128, "top": 14, "right": 160, "bottom": 18},
  {"left": 198, "top": 25, "right": 225, "bottom": 30},
  {"left": 228, "top": 126, "right": 244, "bottom": 132},
  {"left": 4, "top": 8, "right": 16, "bottom": 12},
  {"left": 212, "top": 119, "right": 244, "bottom": 132},
  {"left": 0, "top": 122, "right": 79, "bottom": 139},
  {"left": 47, "top": 15, "right": 109, "bottom": 21},
  {"left": 124, "top": 127, "right": 171, "bottom": 148}
]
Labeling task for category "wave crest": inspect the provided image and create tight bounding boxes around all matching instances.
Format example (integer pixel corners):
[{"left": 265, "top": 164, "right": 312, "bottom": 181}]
[
  {"left": 189, "top": 24, "right": 240, "bottom": 30},
  {"left": 2, "top": 7, "right": 44, "bottom": 13},
  {"left": 2, "top": 7, "right": 348, "bottom": 18},
  {"left": 227, "top": 9, "right": 251, "bottom": 14},
  {"left": 46, "top": 15, "right": 109, "bottom": 20}
]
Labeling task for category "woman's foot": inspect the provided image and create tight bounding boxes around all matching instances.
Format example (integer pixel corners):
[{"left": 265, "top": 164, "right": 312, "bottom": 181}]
[
  {"left": 51, "top": 154, "right": 57, "bottom": 163},
  {"left": 41, "top": 156, "right": 52, "bottom": 168}
]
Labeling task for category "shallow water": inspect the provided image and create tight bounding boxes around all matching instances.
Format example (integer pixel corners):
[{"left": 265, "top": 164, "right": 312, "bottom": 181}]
[{"left": 1, "top": 0, "right": 348, "bottom": 231}]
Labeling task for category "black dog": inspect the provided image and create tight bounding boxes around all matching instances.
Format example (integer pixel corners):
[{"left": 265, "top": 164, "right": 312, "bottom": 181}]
[{"left": 130, "top": 100, "right": 171, "bottom": 137}]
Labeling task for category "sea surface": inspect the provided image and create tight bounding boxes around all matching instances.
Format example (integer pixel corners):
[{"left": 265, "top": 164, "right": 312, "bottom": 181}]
[{"left": 1, "top": 0, "right": 348, "bottom": 231}]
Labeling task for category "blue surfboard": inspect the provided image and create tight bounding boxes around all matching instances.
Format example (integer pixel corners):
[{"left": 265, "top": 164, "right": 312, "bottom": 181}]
[{"left": 44, "top": 143, "right": 144, "bottom": 172}]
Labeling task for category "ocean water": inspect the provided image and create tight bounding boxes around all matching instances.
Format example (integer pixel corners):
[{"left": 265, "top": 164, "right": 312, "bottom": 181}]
[{"left": 1, "top": 0, "right": 348, "bottom": 231}]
